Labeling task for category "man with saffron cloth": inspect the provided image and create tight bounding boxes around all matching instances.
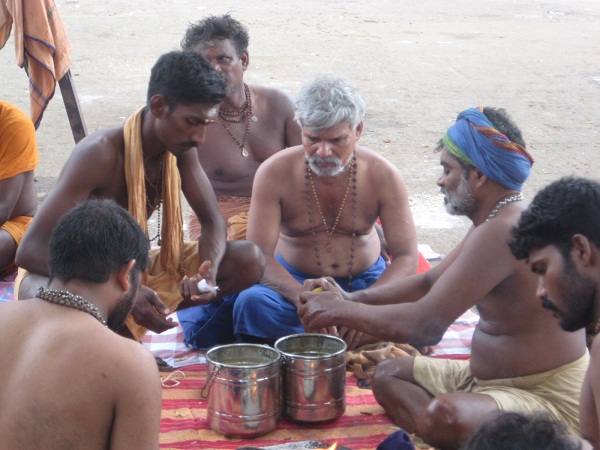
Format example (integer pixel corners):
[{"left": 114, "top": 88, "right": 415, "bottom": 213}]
[
  {"left": 0, "top": 101, "right": 39, "bottom": 279},
  {"left": 15, "top": 51, "right": 265, "bottom": 340},
  {"left": 178, "top": 76, "right": 419, "bottom": 349},
  {"left": 298, "top": 107, "right": 588, "bottom": 450}
]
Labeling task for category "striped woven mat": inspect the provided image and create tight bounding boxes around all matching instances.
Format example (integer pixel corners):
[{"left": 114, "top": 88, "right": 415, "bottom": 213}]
[{"left": 159, "top": 364, "right": 400, "bottom": 450}]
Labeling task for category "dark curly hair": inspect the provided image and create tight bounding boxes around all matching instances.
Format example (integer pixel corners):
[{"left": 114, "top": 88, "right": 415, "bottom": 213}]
[
  {"left": 509, "top": 176, "right": 600, "bottom": 260},
  {"left": 181, "top": 13, "right": 249, "bottom": 56}
]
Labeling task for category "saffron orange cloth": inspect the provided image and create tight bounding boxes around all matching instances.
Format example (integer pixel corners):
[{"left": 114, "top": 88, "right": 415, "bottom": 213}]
[
  {"left": 122, "top": 107, "right": 192, "bottom": 340},
  {"left": 188, "top": 195, "right": 250, "bottom": 241},
  {"left": 123, "top": 107, "right": 183, "bottom": 279},
  {"left": 0, "top": 101, "right": 39, "bottom": 180},
  {"left": 0, "top": 0, "right": 72, "bottom": 128},
  {"left": 0, "top": 215, "right": 32, "bottom": 277}
]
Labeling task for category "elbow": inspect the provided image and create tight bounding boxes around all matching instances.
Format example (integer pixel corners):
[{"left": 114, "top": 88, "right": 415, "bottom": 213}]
[
  {"left": 14, "top": 244, "right": 31, "bottom": 270},
  {"left": 408, "top": 316, "right": 448, "bottom": 348},
  {"left": 15, "top": 240, "right": 41, "bottom": 273},
  {"left": 385, "top": 315, "right": 447, "bottom": 347}
]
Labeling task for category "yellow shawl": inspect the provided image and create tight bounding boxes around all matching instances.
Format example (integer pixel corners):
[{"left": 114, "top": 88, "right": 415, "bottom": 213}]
[{"left": 123, "top": 107, "right": 183, "bottom": 279}]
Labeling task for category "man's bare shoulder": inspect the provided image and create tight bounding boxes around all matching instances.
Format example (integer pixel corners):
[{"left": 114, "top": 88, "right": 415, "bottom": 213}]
[
  {"left": 70, "top": 126, "right": 124, "bottom": 162},
  {"left": 250, "top": 84, "right": 293, "bottom": 102},
  {"left": 249, "top": 84, "right": 294, "bottom": 113},
  {"left": 260, "top": 144, "right": 304, "bottom": 170},
  {"left": 356, "top": 146, "right": 400, "bottom": 171}
]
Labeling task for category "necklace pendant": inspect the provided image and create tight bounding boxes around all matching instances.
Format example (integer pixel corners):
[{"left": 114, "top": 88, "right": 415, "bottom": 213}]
[
  {"left": 326, "top": 242, "right": 333, "bottom": 252},
  {"left": 241, "top": 147, "right": 249, "bottom": 157},
  {"left": 251, "top": 115, "right": 258, "bottom": 123}
]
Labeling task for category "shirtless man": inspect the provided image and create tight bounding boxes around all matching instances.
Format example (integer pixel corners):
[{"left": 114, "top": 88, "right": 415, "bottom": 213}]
[
  {"left": 0, "top": 101, "right": 39, "bottom": 278},
  {"left": 178, "top": 76, "right": 418, "bottom": 348},
  {"left": 510, "top": 176, "right": 600, "bottom": 450},
  {"left": 16, "top": 51, "right": 264, "bottom": 340},
  {"left": 181, "top": 14, "right": 302, "bottom": 240},
  {"left": 0, "top": 199, "right": 161, "bottom": 449},
  {"left": 298, "top": 107, "right": 588, "bottom": 449}
]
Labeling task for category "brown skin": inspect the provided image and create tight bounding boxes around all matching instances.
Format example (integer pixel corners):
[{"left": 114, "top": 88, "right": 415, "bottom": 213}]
[
  {"left": 0, "top": 110, "right": 38, "bottom": 273},
  {"left": 192, "top": 39, "right": 301, "bottom": 198},
  {"left": 528, "top": 239, "right": 600, "bottom": 449},
  {"left": 0, "top": 263, "right": 162, "bottom": 449},
  {"left": 16, "top": 97, "right": 263, "bottom": 333},
  {"left": 298, "top": 148, "right": 587, "bottom": 449},
  {"left": 0, "top": 171, "right": 37, "bottom": 271},
  {"left": 247, "top": 121, "right": 418, "bottom": 349}
]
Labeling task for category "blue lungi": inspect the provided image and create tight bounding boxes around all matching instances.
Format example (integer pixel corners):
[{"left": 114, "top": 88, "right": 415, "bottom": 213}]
[{"left": 178, "top": 254, "right": 386, "bottom": 349}]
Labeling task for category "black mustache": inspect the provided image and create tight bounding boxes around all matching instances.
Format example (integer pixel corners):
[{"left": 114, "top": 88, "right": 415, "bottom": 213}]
[{"left": 541, "top": 298, "right": 559, "bottom": 313}]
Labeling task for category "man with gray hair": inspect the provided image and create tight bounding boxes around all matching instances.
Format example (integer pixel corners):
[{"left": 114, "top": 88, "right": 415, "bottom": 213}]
[{"left": 178, "top": 76, "right": 418, "bottom": 348}]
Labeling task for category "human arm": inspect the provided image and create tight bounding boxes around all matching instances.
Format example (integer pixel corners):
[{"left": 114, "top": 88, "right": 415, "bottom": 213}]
[
  {"left": 299, "top": 221, "right": 515, "bottom": 344},
  {"left": 371, "top": 158, "right": 418, "bottom": 285},
  {"left": 281, "top": 96, "right": 302, "bottom": 148},
  {"left": 246, "top": 157, "right": 304, "bottom": 307},
  {"left": 0, "top": 102, "right": 38, "bottom": 224},
  {"left": 179, "top": 149, "right": 227, "bottom": 298},
  {"left": 16, "top": 130, "right": 174, "bottom": 332},
  {"left": 0, "top": 173, "right": 30, "bottom": 224},
  {"left": 580, "top": 339, "right": 600, "bottom": 449},
  {"left": 110, "top": 345, "right": 161, "bottom": 450},
  {"left": 16, "top": 132, "right": 121, "bottom": 275}
]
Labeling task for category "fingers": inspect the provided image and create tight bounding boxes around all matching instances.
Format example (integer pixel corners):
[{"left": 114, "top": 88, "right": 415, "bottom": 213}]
[
  {"left": 143, "top": 286, "right": 170, "bottom": 315},
  {"left": 131, "top": 287, "right": 178, "bottom": 333},
  {"left": 198, "top": 260, "right": 211, "bottom": 278},
  {"left": 147, "top": 315, "right": 178, "bottom": 334},
  {"left": 339, "top": 327, "right": 363, "bottom": 350}
]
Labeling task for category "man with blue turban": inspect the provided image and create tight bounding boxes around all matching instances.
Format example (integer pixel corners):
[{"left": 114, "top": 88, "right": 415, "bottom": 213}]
[{"left": 298, "top": 107, "right": 588, "bottom": 449}]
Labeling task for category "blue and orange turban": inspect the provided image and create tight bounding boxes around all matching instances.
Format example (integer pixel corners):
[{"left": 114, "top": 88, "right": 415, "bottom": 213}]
[{"left": 442, "top": 107, "right": 534, "bottom": 191}]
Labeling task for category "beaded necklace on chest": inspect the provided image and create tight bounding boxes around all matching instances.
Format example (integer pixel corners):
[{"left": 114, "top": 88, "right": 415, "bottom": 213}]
[
  {"left": 36, "top": 287, "right": 107, "bottom": 326},
  {"left": 145, "top": 158, "right": 163, "bottom": 244},
  {"left": 305, "top": 155, "right": 358, "bottom": 291},
  {"left": 486, "top": 193, "right": 524, "bottom": 222},
  {"left": 218, "top": 83, "right": 258, "bottom": 158}
]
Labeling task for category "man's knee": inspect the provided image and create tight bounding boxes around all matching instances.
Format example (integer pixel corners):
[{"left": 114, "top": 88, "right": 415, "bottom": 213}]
[
  {"left": 419, "top": 394, "right": 496, "bottom": 448},
  {"left": 226, "top": 240, "right": 265, "bottom": 282},
  {"left": 372, "top": 356, "right": 415, "bottom": 398}
]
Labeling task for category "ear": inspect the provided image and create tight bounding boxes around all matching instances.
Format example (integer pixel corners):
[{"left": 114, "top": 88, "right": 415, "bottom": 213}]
[
  {"left": 149, "top": 94, "right": 168, "bottom": 117},
  {"left": 572, "top": 234, "right": 594, "bottom": 266},
  {"left": 116, "top": 260, "right": 137, "bottom": 292},
  {"left": 240, "top": 51, "right": 249, "bottom": 70},
  {"left": 355, "top": 121, "right": 364, "bottom": 140},
  {"left": 470, "top": 167, "right": 487, "bottom": 189}
]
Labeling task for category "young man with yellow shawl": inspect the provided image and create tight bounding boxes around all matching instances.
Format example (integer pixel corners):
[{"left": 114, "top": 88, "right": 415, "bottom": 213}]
[
  {"left": 0, "top": 101, "right": 39, "bottom": 279},
  {"left": 15, "top": 51, "right": 265, "bottom": 340},
  {"left": 298, "top": 107, "right": 589, "bottom": 450}
]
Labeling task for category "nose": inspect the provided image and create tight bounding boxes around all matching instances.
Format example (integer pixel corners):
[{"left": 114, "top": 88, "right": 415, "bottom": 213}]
[
  {"left": 436, "top": 173, "right": 444, "bottom": 187},
  {"left": 315, "top": 142, "right": 332, "bottom": 157},
  {"left": 536, "top": 277, "right": 548, "bottom": 301},
  {"left": 192, "top": 127, "right": 207, "bottom": 146}
]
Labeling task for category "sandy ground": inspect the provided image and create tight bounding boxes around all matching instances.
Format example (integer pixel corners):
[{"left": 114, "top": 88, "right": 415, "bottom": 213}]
[{"left": 1, "top": 0, "right": 599, "bottom": 257}]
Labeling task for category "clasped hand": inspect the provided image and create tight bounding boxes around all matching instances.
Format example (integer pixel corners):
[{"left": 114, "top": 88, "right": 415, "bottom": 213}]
[
  {"left": 298, "top": 278, "right": 364, "bottom": 350},
  {"left": 179, "top": 260, "right": 219, "bottom": 305}
]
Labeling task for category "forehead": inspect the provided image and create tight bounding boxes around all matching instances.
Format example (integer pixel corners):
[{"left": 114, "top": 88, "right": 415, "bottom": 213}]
[
  {"left": 303, "top": 122, "right": 354, "bottom": 138},
  {"left": 194, "top": 39, "right": 238, "bottom": 56},
  {"left": 440, "top": 146, "right": 461, "bottom": 167},
  {"left": 171, "top": 102, "right": 218, "bottom": 119},
  {"left": 528, "top": 245, "right": 563, "bottom": 266}
]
